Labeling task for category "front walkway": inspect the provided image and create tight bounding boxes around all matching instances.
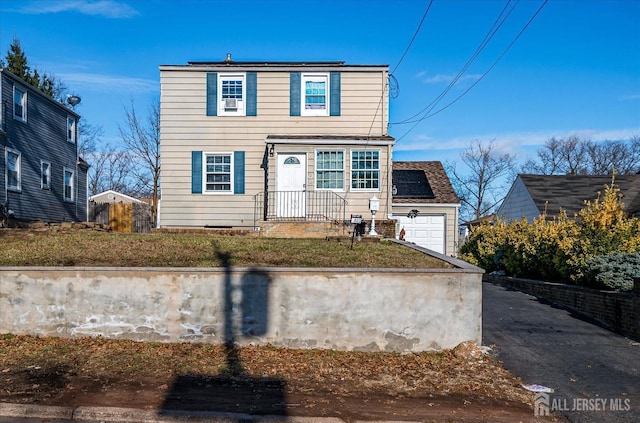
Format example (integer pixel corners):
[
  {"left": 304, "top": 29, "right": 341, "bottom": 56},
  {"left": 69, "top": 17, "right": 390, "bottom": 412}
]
[{"left": 483, "top": 281, "right": 640, "bottom": 423}]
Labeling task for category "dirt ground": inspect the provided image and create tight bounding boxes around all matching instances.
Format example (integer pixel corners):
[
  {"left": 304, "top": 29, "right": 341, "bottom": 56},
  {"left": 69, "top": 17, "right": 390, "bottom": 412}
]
[{"left": 0, "top": 335, "right": 567, "bottom": 422}]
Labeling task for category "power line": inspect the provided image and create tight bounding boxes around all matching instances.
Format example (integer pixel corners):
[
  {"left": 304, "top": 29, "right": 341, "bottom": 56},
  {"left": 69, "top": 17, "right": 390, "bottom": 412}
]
[
  {"left": 366, "top": 1, "right": 433, "bottom": 138},
  {"left": 391, "top": 0, "right": 434, "bottom": 75},
  {"left": 395, "top": 0, "right": 549, "bottom": 143},
  {"left": 393, "top": 0, "right": 517, "bottom": 125}
]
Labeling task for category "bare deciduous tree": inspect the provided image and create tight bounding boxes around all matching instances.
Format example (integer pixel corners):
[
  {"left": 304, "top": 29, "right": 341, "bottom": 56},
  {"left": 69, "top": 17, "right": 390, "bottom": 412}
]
[
  {"left": 447, "top": 140, "right": 516, "bottom": 222},
  {"left": 86, "top": 146, "right": 139, "bottom": 196},
  {"left": 522, "top": 135, "right": 640, "bottom": 176},
  {"left": 118, "top": 99, "right": 161, "bottom": 220}
]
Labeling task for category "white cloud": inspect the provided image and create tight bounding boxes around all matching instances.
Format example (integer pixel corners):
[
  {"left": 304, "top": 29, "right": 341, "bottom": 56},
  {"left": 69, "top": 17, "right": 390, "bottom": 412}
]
[
  {"left": 621, "top": 94, "right": 640, "bottom": 101},
  {"left": 18, "top": 0, "right": 138, "bottom": 19},
  {"left": 394, "top": 128, "right": 640, "bottom": 154},
  {"left": 58, "top": 72, "right": 157, "bottom": 93},
  {"left": 419, "top": 73, "right": 483, "bottom": 85}
]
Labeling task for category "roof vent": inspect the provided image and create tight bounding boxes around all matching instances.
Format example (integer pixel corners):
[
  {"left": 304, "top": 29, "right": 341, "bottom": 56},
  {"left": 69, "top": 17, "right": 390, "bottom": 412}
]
[{"left": 224, "top": 53, "right": 233, "bottom": 63}]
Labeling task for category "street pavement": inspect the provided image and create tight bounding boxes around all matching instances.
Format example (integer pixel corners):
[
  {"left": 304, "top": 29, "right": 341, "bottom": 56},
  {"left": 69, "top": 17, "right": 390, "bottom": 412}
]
[{"left": 483, "top": 281, "right": 640, "bottom": 423}]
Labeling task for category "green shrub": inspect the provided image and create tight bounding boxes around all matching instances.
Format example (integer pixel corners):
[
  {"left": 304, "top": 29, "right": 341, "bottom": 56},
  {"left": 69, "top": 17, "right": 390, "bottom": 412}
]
[{"left": 583, "top": 253, "right": 639, "bottom": 291}]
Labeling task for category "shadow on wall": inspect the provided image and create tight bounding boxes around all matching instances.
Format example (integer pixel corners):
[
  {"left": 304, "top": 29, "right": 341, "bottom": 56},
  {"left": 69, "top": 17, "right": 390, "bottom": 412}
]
[{"left": 158, "top": 241, "right": 287, "bottom": 416}]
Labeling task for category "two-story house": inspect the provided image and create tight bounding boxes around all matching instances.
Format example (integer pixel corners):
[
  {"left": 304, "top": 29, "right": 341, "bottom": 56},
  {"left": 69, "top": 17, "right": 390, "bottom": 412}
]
[
  {"left": 158, "top": 57, "right": 394, "bottom": 232},
  {"left": 0, "top": 68, "right": 88, "bottom": 224}
]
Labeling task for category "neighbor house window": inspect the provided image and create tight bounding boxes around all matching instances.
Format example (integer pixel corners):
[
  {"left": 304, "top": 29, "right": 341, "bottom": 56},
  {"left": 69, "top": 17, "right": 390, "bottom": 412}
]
[
  {"left": 351, "top": 150, "right": 380, "bottom": 190},
  {"left": 13, "top": 85, "right": 27, "bottom": 121},
  {"left": 67, "top": 116, "right": 76, "bottom": 143},
  {"left": 64, "top": 168, "right": 74, "bottom": 202},
  {"left": 6, "top": 149, "right": 21, "bottom": 191},
  {"left": 218, "top": 74, "right": 245, "bottom": 116},
  {"left": 204, "top": 153, "right": 232, "bottom": 192},
  {"left": 41, "top": 160, "right": 51, "bottom": 190},
  {"left": 302, "top": 74, "right": 328, "bottom": 116},
  {"left": 316, "top": 150, "right": 344, "bottom": 190}
]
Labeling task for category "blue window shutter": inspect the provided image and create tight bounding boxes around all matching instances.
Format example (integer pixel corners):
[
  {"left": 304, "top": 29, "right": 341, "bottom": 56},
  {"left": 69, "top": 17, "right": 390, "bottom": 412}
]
[
  {"left": 290, "top": 72, "right": 301, "bottom": 116},
  {"left": 246, "top": 72, "right": 257, "bottom": 116},
  {"left": 234, "top": 151, "right": 245, "bottom": 194},
  {"left": 192, "top": 151, "right": 202, "bottom": 194},
  {"left": 206, "top": 73, "right": 217, "bottom": 116},
  {"left": 330, "top": 72, "right": 341, "bottom": 116}
]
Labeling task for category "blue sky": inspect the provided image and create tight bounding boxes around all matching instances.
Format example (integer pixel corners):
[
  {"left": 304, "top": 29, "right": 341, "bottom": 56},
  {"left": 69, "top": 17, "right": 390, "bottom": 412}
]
[{"left": 1, "top": 0, "right": 639, "bottom": 167}]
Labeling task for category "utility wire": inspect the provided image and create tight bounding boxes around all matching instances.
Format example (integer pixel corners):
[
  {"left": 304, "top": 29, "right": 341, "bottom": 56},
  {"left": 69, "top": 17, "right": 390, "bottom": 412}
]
[
  {"left": 393, "top": 0, "right": 517, "bottom": 125},
  {"left": 391, "top": 0, "right": 434, "bottom": 75},
  {"left": 396, "top": 0, "right": 548, "bottom": 143},
  {"left": 367, "top": 1, "right": 433, "bottom": 137}
]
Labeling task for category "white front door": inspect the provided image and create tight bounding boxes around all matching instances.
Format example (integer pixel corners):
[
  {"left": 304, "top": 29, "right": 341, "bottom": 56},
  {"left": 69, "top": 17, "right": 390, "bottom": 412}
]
[{"left": 277, "top": 153, "right": 306, "bottom": 218}]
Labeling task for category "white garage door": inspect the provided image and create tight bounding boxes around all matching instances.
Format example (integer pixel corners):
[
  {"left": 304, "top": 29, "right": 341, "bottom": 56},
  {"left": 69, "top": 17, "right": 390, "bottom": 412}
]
[{"left": 396, "top": 215, "right": 446, "bottom": 254}]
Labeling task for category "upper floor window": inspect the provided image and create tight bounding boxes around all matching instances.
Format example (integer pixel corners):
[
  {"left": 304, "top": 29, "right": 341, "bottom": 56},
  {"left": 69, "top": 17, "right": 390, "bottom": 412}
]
[
  {"left": 64, "top": 168, "right": 74, "bottom": 202},
  {"left": 13, "top": 85, "right": 27, "bottom": 122},
  {"left": 6, "top": 149, "right": 21, "bottom": 191},
  {"left": 316, "top": 150, "right": 344, "bottom": 190},
  {"left": 302, "top": 74, "right": 328, "bottom": 116},
  {"left": 67, "top": 116, "right": 77, "bottom": 143},
  {"left": 41, "top": 160, "right": 51, "bottom": 190},
  {"left": 218, "top": 74, "right": 245, "bottom": 116},
  {"left": 351, "top": 150, "right": 380, "bottom": 190},
  {"left": 205, "top": 153, "right": 233, "bottom": 192}
]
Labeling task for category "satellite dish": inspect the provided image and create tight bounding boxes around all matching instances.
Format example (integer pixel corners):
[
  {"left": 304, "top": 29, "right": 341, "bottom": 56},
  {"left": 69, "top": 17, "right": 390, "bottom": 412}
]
[{"left": 66, "top": 94, "right": 81, "bottom": 107}]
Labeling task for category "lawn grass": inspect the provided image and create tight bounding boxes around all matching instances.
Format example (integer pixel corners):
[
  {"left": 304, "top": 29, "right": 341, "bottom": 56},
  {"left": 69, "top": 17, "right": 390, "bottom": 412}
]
[{"left": 0, "top": 230, "right": 452, "bottom": 268}]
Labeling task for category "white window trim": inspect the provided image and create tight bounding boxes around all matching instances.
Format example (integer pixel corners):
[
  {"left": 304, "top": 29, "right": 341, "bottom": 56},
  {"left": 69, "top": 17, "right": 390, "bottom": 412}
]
[
  {"left": 63, "top": 167, "right": 75, "bottom": 202},
  {"left": 67, "top": 115, "right": 77, "bottom": 143},
  {"left": 6, "top": 148, "right": 21, "bottom": 192},
  {"left": 350, "top": 149, "right": 381, "bottom": 192},
  {"left": 203, "top": 152, "right": 234, "bottom": 194},
  {"left": 218, "top": 73, "right": 246, "bottom": 117},
  {"left": 314, "top": 148, "right": 345, "bottom": 192},
  {"left": 13, "top": 85, "right": 27, "bottom": 122},
  {"left": 301, "top": 73, "right": 329, "bottom": 117},
  {"left": 41, "top": 160, "right": 51, "bottom": 190}
]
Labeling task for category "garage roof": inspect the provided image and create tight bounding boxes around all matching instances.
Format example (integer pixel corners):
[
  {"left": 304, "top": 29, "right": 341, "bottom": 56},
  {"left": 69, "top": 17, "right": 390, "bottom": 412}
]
[{"left": 392, "top": 161, "right": 460, "bottom": 204}]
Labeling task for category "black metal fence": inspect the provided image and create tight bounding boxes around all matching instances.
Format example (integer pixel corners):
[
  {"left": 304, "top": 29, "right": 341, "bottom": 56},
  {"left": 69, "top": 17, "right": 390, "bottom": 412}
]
[{"left": 254, "top": 190, "right": 347, "bottom": 224}]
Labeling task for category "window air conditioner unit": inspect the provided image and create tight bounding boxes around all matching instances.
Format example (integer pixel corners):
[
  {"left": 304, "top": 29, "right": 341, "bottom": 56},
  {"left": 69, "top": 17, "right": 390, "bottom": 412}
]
[{"left": 224, "top": 98, "right": 238, "bottom": 110}]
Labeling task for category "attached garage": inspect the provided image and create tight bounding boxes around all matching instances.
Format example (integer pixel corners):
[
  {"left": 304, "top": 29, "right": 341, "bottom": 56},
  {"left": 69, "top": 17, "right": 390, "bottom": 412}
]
[
  {"left": 392, "top": 161, "right": 461, "bottom": 256},
  {"left": 396, "top": 214, "right": 446, "bottom": 254}
]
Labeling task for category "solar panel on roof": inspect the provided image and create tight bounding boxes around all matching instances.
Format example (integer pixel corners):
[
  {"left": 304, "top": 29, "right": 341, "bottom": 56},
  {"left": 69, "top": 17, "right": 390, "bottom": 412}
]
[{"left": 393, "top": 170, "right": 435, "bottom": 198}]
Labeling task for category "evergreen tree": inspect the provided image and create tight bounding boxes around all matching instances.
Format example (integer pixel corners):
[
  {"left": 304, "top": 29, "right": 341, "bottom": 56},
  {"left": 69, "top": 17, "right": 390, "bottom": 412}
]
[{"left": 2, "top": 36, "right": 65, "bottom": 99}]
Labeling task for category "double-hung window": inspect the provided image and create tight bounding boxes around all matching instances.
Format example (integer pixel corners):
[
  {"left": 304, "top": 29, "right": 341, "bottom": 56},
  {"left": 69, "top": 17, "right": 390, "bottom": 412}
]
[
  {"left": 67, "top": 116, "right": 77, "bottom": 143},
  {"left": 316, "top": 150, "right": 344, "bottom": 190},
  {"left": 205, "top": 153, "right": 232, "bottom": 192},
  {"left": 41, "top": 161, "right": 51, "bottom": 190},
  {"left": 64, "top": 168, "right": 74, "bottom": 202},
  {"left": 13, "top": 85, "right": 26, "bottom": 121},
  {"left": 351, "top": 150, "right": 380, "bottom": 190},
  {"left": 302, "top": 74, "right": 328, "bottom": 116},
  {"left": 218, "top": 74, "right": 245, "bottom": 116},
  {"left": 6, "top": 149, "right": 21, "bottom": 191}
]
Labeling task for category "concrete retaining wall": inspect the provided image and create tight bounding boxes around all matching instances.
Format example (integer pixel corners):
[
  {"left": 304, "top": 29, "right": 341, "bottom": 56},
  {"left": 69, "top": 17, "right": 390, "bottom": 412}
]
[
  {"left": 484, "top": 274, "right": 640, "bottom": 341},
  {"left": 0, "top": 265, "right": 483, "bottom": 352}
]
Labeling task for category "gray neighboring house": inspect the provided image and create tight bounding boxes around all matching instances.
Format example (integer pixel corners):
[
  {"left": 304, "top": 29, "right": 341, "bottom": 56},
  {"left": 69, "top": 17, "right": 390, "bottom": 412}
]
[
  {"left": 497, "top": 174, "right": 640, "bottom": 222},
  {"left": 0, "top": 68, "right": 88, "bottom": 223}
]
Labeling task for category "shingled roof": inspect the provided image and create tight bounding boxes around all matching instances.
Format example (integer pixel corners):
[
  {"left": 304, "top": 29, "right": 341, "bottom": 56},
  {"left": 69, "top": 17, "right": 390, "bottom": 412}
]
[
  {"left": 519, "top": 174, "right": 640, "bottom": 217},
  {"left": 392, "top": 161, "right": 460, "bottom": 204}
]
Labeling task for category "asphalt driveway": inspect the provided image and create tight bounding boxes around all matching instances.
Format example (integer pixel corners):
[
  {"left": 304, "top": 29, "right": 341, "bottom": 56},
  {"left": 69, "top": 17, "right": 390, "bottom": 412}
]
[{"left": 483, "top": 281, "right": 640, "bottom": 423}]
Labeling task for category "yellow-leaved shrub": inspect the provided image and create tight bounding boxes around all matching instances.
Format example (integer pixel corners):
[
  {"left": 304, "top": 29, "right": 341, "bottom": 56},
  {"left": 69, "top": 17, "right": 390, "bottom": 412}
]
[{"left": 460, "top": 183, "right": 640, "bottom": 284}]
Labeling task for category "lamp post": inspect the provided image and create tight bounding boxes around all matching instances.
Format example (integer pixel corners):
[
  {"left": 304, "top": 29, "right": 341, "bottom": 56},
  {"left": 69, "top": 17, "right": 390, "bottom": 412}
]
[{"left": 369, "top": 195, "right": 380, "bottom": 236}]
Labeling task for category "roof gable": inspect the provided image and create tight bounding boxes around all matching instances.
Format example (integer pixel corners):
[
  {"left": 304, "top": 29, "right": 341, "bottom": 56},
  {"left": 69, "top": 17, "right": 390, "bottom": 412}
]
[{"left": 518, "top": 174, "right": 640, "bottom": 217}]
